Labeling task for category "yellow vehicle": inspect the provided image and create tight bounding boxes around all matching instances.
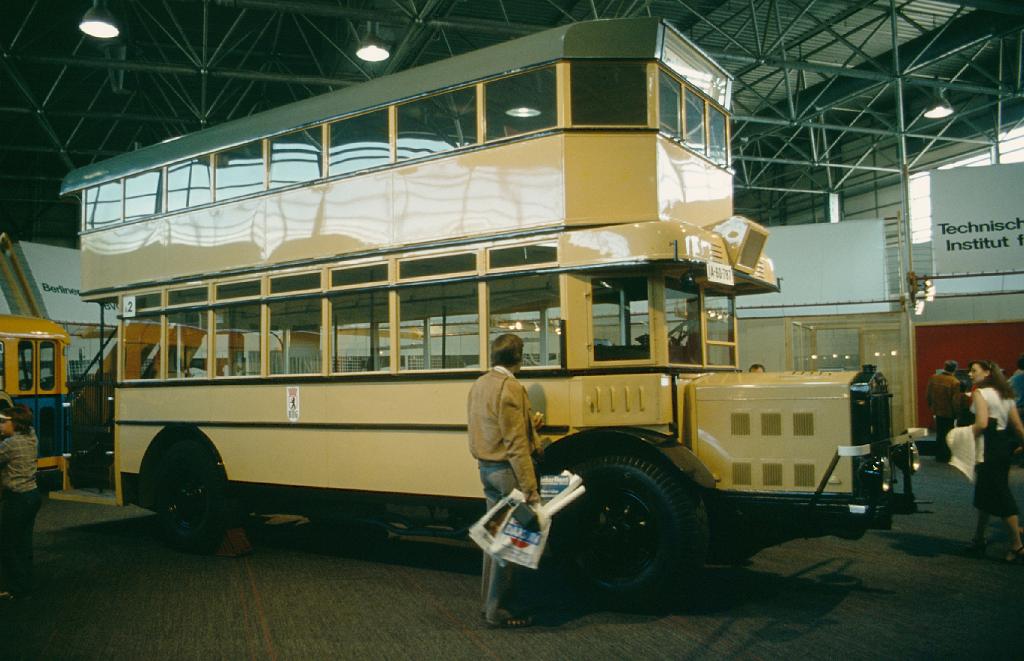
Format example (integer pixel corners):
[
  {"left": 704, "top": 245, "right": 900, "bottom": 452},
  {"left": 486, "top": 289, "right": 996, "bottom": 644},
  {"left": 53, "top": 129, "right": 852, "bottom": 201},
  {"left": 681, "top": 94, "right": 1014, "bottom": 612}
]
[
  {"left": 60, "top": 18, "right": 915, "bottom": 601},
  {"left": 0, "top": 314, "right": 71, "bottom": 472}
]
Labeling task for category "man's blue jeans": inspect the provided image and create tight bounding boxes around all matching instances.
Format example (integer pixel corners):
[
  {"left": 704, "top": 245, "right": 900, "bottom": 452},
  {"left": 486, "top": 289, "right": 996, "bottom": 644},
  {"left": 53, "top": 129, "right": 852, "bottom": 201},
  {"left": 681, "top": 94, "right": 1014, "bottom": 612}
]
[{"left": 478, "top": 461, "right": 521, "bottom": 622}]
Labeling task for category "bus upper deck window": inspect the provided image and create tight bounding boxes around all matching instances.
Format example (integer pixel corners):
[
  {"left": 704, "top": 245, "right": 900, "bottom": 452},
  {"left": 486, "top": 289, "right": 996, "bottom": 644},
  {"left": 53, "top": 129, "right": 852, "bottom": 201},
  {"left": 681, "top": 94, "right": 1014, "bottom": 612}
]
[
  {"left": 84, "top": 180, "right": 122, "bottom": 229},
  {"left": 215, "top": 142, "right": 265, "bottom": 201},
  {"left": 684, "top": 89, "right": 706, "bottom": 155},
  {"left": 658, "top": 71, "right": 682, "bottom": 139},
  {"left": 270, "top": 127, "right": 323, "bottom": 189},
  {"left": 167, "top": 158, "right": 212, "bottom": 211},
  {"left": 397, "top": 87, "right": 477, "bottom": 161},
  {"left": 708, "top": 106, "right": 728, "bottom": 166},
  {"left": 125, "top": 170, "right": 164, "bottom": 221},
  {"left": 570, "top": 61, "right": 647, "bottom": 127},
  {"left": 329, "top": 110, "right": 389, "bottom": 177},
  {"left": 485, "top": 67, "right": 556, "bottom": 141}
]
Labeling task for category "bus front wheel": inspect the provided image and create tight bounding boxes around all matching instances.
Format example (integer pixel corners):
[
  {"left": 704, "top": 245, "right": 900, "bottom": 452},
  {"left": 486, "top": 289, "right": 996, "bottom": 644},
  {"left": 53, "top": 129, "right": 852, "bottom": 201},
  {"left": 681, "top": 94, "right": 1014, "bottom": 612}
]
[
  {"left": 155, "top": 442, "right": 228, "bottom": 553},
  {"left": 560, "top": 455, "right": 708, "bottom": 606}
]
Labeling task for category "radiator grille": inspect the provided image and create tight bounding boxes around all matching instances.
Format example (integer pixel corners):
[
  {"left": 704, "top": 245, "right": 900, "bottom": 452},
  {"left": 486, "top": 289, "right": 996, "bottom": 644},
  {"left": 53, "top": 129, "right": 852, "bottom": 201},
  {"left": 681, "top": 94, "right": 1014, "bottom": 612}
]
[
  {"left": 733, "top": 462, "right": 752, "bottom": 485},
  {"left": 731, "top": 412, "right": 750, "bottom": 435},
  {"left": 793, "top": 412, "right": 815, "bottom": 436},
  {"left": 762, "top": 463, "right": 783, "bottom": 486},
  {"left": 761, "top": 412, "right": 782, "bottom": 436},
  {"left": 794, "top": 463, "right": 816, "bottom": 487}
]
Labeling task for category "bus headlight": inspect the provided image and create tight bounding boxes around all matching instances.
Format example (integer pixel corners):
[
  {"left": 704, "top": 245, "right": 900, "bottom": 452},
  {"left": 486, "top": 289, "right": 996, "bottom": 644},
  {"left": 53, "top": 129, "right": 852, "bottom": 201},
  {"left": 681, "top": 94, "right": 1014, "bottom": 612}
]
[{"left": 857, "top": 456, "right": 887, "bottom": 494}]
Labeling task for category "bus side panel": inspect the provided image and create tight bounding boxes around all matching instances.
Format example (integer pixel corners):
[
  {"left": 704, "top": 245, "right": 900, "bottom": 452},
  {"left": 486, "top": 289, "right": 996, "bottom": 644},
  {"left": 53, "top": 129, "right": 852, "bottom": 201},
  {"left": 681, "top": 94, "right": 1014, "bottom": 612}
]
[
  {"left": 117, "top": 377, "right": 575, "bottom": 499},
  {"left": 655, "top": 137, "right": 734, "bottom": 225}
]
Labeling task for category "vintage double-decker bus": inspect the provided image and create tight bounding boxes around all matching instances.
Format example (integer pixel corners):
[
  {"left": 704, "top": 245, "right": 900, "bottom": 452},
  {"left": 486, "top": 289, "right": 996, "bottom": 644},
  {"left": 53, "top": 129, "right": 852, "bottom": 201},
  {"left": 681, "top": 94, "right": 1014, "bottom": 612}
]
[{"left": 60, "top": 18, "right": 915, "bottom": 601}]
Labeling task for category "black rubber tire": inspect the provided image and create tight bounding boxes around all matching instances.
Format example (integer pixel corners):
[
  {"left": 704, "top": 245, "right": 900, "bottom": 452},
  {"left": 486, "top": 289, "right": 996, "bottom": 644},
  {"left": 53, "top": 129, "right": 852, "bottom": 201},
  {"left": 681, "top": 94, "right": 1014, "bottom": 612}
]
[
  {"left": 155, "top": 442, "right": 228, "bottom": 553},
  {"left": 557, "top": 455, "right": 708, "bottom": 606}
]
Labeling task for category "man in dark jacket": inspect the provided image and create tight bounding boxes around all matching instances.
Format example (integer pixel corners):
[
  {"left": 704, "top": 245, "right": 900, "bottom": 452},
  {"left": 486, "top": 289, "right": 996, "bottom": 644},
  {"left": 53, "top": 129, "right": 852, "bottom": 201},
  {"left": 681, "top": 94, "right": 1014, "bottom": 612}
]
[{"left": 927, "top": 359, "right": 960, "bottom": 463}]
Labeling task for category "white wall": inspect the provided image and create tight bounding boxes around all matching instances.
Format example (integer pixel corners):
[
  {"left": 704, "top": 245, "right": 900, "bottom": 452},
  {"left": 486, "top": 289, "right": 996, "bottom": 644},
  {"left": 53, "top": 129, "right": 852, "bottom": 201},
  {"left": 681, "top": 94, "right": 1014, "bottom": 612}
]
[{"left": 738, "top": 219, "right": 890, "bottom": 318}]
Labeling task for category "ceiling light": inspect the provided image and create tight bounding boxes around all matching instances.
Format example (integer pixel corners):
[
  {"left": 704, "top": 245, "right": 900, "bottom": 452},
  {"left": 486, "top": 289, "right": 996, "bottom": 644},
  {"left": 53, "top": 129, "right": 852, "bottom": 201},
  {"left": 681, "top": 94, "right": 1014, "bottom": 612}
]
[
  {"left": 506, "top": 107, "right": 541, "bottom": 118},
  {"left": 923, "top": 92, "right": 953, "bottom": 119},
  {"left": 356, "top": 24, "right": 389, "bottom": 62},
  {"left": 79, "top": 0, "right": 120, "bottom": 39}
]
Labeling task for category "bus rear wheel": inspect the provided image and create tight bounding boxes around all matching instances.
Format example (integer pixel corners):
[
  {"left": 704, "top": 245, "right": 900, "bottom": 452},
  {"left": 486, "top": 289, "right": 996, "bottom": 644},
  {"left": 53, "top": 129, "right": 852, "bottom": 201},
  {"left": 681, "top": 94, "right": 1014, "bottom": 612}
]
[
  {"left": 155, "top": 442, "right": 228, "bottom": 553},
  {"left": 560, "top": 455, "right": 708, "bottom": 606}
]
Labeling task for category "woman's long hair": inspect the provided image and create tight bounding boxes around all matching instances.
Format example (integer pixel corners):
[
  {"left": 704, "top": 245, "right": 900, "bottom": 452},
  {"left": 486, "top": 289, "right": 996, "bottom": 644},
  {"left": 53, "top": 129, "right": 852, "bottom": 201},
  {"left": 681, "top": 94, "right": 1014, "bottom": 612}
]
[{"left": 969, "top": 360, "right": 1014, "bottom": 400}]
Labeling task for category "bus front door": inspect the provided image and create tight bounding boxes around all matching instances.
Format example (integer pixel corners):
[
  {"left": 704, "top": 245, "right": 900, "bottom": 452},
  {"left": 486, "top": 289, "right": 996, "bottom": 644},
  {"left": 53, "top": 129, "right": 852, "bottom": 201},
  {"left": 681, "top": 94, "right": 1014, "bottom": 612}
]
[{"left": 15, "top": 339, "right": 66, "bottom": 458}]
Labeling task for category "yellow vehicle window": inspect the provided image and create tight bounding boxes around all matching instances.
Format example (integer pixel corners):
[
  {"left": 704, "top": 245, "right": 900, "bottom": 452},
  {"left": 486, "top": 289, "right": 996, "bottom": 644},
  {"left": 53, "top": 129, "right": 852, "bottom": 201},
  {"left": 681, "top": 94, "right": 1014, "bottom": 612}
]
[
  {"left": 489, "top": 275, "right": 561, "bottom": 367},
  {"left": 17, "top": 341, "right": 33, "bottom": 390},
  {"left": 269, "top": 299, "right": 322, "bottom": 375},
  {"left": 666, "top": 277, "right": 702, "bottom": 365},
  {"left": 39, "top": 341, "right": 56, "bottom": 391},
  {"left": 592, "top": 277, "right": 649, "bottom": 361},
  {"left": 332, "top": 290, "right": 389, "bottom": 373}
]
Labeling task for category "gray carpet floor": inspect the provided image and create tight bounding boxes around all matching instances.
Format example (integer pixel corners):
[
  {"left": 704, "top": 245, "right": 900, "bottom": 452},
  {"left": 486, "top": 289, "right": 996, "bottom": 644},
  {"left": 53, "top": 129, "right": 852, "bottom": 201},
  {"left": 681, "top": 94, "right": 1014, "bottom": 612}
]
[{"left": 1, "top": 455, "right": 1021, "bottom": 659}]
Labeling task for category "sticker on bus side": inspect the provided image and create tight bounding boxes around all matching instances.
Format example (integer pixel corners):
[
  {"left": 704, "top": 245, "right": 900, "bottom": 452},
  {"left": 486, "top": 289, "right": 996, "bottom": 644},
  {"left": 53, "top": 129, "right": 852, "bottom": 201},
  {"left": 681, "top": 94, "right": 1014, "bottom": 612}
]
[
  {"left": 706, "top": 262, "right": 734, "bottom": 286},
  {"left": 286, "top": 386, "right": 300, "bottom": 422}
]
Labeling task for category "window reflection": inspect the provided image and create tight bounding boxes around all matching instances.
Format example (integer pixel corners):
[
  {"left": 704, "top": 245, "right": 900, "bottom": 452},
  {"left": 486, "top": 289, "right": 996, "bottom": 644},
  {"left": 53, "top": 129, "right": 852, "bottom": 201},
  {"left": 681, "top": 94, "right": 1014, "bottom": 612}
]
[
  {"left": 658, "top": 71, "right": 682, "bottom": 139},
  {"left": 215, "top": 142, "right": 264, "bottom": 201},
  {"left": 591, "top": 277, "right": 649, "bottom": 361},
  {"left": 39, "top": 341, "right": 55, "bottom": 390},
  {"left": 85, "top": 181, "right": 122, "bottom": 228},
  {"left": 705, "top": 293, "right": 734, "bottom": 342},
  {"left": 269, "top": 299, "right": 322, "bottom": 375},
  {"left": 329, "top": 110, "right": 390, "bottom": 176},
  {"left": 489, "top": 275, "right": 561, "bottom": 367},
  {"left": 167, "top": 310, "right": 209, "bottom": 379},
  {"left": 124, "top": 318, "right": 162, "bottom": 380},
  {"left": 332, "top": 290, "right": 390, "bottom": 372},
  {"left": 124, "top": 170, "right": 163, "bottom": 220},
  {"left": 270, "top": 128, "right": 322, "bottom": 188},
  {"left": 685, "top": 89, "right": 706, "bottom": 154},
  {"left": 397, "top": 88, "right": 477, "bottom": 160},
  {"left": 485, "top": 67, "right": 557, "bottom": 141},
  {"left": 399, "top": 282, "right": 479, "bottom": 369},
  {"left": 708, "top": 106, "right": 728, "bottom": 165},
  {"left": 216, "top": 305, "right": 260, "bottom": 377},
  {"left": 666, "top": 277, "right": 701, "bottom": 364},
  {"left": 167, "top": 158, "right": 212, "bottom": 211},
  {"left": 571, "top": 61, "right": 647, "bottom": 126},
  {"left": 17, "top": 341, "right": 33, "bottom": 390}
]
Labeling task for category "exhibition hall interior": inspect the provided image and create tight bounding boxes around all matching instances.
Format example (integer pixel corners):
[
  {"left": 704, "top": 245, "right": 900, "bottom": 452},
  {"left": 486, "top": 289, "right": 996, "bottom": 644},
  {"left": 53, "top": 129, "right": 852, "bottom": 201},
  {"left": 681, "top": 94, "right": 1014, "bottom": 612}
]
[{"left": 0, "top": 1, "right": 1022, "bottom": 658}]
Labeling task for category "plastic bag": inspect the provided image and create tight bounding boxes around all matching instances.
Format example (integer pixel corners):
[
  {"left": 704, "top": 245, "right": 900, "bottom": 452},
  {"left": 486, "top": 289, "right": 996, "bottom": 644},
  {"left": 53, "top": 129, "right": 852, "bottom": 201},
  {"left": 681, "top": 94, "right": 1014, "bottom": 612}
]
[{"left": 468, "top": 470, "right": 586, "bottom": 569}]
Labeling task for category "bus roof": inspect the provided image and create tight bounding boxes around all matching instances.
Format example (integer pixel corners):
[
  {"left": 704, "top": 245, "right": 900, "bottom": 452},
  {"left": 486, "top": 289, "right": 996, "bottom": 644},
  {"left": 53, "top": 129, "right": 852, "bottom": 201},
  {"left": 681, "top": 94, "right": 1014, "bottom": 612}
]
[
  {"left": 0, "top": 314, "right": 70, "bottom": 342},
  {"left": 60, "top": 17, "right": 727, "bottom": 195}
]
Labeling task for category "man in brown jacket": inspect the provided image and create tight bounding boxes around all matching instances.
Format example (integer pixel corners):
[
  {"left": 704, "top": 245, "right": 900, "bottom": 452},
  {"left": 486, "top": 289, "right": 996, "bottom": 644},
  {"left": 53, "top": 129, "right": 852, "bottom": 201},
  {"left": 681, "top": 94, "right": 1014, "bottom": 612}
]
[
  {"left": 467, "top": 333, "right": 543, "bottom": 628},
  {"left": 927, "top": 359, "right": 960, "bottom": 463}
]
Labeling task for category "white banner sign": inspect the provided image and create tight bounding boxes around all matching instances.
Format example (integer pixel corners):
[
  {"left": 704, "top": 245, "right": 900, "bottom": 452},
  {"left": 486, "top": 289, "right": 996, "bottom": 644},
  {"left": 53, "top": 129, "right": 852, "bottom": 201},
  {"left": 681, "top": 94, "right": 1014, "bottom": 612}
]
[{"left": 930, "top": 163, "right": 1024, "bottom": 274}]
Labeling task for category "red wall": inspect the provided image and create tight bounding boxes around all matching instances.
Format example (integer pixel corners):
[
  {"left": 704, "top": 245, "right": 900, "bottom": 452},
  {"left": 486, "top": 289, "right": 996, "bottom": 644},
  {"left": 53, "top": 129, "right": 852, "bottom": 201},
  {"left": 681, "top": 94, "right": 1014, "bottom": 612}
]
[{"left": 914, "top": 322, "right": 1024, "bottom": 428}]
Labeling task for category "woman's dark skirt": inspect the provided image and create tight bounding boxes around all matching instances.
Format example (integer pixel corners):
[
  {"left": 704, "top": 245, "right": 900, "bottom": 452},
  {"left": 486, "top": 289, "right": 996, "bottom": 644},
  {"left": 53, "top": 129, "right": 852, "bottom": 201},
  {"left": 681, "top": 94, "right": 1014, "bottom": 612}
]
[{"left": 973, "top": 424, "right": 1019, "bottom": 517}]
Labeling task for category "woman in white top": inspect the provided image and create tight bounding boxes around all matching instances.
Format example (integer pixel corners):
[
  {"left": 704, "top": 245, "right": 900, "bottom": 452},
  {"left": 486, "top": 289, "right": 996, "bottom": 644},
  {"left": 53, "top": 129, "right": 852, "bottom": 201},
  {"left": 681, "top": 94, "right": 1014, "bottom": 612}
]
[{"left": 966, "top": 360, "right": 1024, "bottom": 563}]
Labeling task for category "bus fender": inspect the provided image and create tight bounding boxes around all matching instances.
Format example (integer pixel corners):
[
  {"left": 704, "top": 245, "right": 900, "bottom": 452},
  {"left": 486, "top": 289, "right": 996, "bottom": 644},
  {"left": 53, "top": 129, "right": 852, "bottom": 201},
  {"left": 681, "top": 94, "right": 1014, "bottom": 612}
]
[
  {"left": 137, "top": 424, "right": 226, "bottom": 510},
  {"left": 541, "top": 427, "right": 715, "bottom": 490}
]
